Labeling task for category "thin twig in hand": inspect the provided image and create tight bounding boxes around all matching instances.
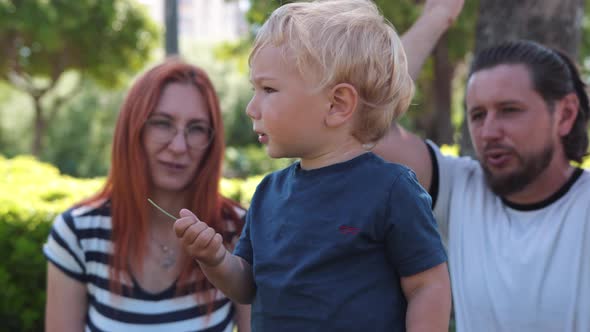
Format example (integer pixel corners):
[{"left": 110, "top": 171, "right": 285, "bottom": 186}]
[{"left": 147, "top": 198, "right": 177, "bottom": 221}]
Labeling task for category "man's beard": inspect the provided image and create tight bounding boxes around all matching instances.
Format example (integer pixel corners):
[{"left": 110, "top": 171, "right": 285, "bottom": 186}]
[{"left": 481, "top": 143, "right": 554, "bottom": 197}]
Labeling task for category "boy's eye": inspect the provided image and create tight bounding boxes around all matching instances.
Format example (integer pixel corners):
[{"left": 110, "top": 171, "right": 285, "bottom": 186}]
[{"left": 263, "top": 87, "right": 276, "bottom": 93}]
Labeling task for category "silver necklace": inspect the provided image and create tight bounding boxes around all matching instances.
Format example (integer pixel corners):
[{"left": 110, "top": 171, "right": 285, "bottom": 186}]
[{"left": 150, "top": 235, "right": 176, "bottom": 269}]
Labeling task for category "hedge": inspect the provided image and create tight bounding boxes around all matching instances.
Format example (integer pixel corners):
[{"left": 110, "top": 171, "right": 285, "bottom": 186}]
[
  {"left": 0, "top": 155, "right": 259, "bottom": 331},
  {"left": 0, "top": 156, "right": 99, "bottom": 330}
]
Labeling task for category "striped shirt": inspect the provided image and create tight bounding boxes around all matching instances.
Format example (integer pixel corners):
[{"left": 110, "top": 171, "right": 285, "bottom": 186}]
[{"left": 43, "top": 201, "right": 236, "bottom": 332}]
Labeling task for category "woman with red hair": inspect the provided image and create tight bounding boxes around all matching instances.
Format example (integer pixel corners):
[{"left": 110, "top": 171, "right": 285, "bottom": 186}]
[{"left": 43, "top": 59, "right": 250, "bottom": 331}]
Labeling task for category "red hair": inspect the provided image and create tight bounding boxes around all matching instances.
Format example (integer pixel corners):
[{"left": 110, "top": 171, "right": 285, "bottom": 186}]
[{"left": 79, "top": 59, "right": 243, "bottom": 301}]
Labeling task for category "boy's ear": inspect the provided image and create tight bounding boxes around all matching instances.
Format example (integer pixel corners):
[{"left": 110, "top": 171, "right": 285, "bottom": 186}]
[{"left": 325, "top": 83, "right": 359, "bottom": 128}]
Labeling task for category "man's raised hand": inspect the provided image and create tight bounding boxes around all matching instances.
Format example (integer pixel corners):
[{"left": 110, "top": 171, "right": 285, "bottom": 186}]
[{"left": 424, "top": 0, "right": 465, "bottom": 28}]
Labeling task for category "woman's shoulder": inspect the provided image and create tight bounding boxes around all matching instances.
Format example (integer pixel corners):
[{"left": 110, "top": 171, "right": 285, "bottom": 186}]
[
  {"left": 54, "top": 199, "right": 112, "bottom": 233},
  {"left": 70, "top": 199, "right": 111, "bottom": 217},
  {"left": 45, "top": 200, "right": 112, "bottom": 278}
]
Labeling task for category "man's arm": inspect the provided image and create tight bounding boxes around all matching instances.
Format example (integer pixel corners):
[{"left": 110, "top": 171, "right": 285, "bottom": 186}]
[
  {"left": 174, "top": 209, "right": 256, "bottom": 304},
  {"left": 374, "top": 0, "right": 464, "bottom": 190},
  {"left": 401, "top": 263, "right": 452, "bottom": 332},
  {"left": 402, "top": 0, "right": 465, "bottom": 80},
  {"left": 374, "top": 125, "right": 434, "bottom": 190}
]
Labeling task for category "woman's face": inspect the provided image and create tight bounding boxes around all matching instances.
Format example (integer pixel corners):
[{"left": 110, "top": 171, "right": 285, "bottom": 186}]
[{"left": 142, "top": 82, "right": 213, "bottom": 195}]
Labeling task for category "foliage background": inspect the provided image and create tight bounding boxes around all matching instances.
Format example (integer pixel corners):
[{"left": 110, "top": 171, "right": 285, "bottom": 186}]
[
  {"left": 0, "top": 155, "right": 259, "bottom": 331},
  {"left": 1, "top": 0, "right": 588, "bottom": 179},
  {"left": 1, "top": 0, "right": 590, "bottom": 331}
]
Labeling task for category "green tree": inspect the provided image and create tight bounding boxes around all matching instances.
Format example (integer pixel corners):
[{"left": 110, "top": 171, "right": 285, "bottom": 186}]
[
  {"left": 212, "top": 39, "right": 258, "bottom": 147},
  {"left": 244, "top": 0, "right": 478, "bottom": 145},
  {"left": 0, "top": 0, "right": 159, "bottom": 156},
  {"left": 245, "top": 0, "right": 590, "bottom": 160},
  {"left": 43, "top": 79, "right": 124, "bottom": 177},
  {"left": 458, "top": 0, "right": 586, "bottom": 156},
  {"left": 0, "top": 82, "right": 31, "bottom": 157},
  {"left": 582, "top": 0, "right": 590, "bottom": 64}
]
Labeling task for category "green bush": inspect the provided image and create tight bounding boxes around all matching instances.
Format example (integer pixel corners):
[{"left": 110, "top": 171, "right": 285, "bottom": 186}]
[
  {"left": 0, "top": 155, "right": 102, "bottom": 331},
  {"left": 224, "top": 145, "right": 295, "bottom": 178},
  {"left": 0, "top": 155, "right": 260, "bottom": 331}
]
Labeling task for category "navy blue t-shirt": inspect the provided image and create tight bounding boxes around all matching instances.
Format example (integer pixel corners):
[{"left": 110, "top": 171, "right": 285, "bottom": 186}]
[{"left": 234, "top": 152, "right": 447, "bottom": 332}]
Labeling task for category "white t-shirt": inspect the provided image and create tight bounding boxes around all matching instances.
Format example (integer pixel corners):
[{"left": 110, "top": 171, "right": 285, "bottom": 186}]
[{"left": 428, "top": 142, "right": 590, "bottom": 332}]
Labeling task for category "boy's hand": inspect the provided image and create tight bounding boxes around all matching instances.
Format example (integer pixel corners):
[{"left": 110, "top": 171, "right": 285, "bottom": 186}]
[
  {"left": 174, "top": 208, "right": 227, "bottom": 267},
  {"left": 423, "top": 0, "right": 464, "bottom": 27}
]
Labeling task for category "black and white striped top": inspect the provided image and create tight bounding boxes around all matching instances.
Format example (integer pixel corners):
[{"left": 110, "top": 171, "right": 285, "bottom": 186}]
[{"left": 43, "top": 201, "right": 236, "bottom": 332}]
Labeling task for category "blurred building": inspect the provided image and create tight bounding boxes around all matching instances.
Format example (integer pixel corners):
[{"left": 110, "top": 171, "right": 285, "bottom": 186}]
[{"left": 138, "top": 0, "right": 250, "bottom": 42}]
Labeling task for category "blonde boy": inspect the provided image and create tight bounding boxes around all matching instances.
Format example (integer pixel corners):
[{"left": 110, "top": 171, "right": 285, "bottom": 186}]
[{"left": 175, "top": 0, "right": 450, "bottom": 330}]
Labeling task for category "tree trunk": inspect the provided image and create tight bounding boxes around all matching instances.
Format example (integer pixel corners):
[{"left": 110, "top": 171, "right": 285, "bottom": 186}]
[
  {"left": 427, "top": 34, "right": 455, "bottom": 145},
  {"left": 475, "top": 0, "right": 583, "bottom": 55},
  {"left": 459, "top": 0, "right": 585, "bottom": 156},
  {"left": 165, "top": 0, "right": 179, "bottom": 56},
  {"left": 32, "top": 96, "right": 45, "bottom": 157}
]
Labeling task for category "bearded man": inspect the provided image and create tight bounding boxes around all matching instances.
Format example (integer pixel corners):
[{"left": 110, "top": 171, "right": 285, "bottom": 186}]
[{"left": 378, "top": 1, "right": 590, "bottom": 330}]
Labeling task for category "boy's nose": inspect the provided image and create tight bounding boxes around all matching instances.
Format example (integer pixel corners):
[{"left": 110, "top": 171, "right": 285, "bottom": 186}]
[{"left": 246, "top": 99, "right": 261, "bottom": 120}]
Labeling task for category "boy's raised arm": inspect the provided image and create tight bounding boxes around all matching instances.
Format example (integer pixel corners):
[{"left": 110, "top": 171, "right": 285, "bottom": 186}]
[
  {"left": 374, "top": 0, "right": 464, "bottom": 190},
  {"left": 174, "top": 209, "right": 256, "bottom": 304}
]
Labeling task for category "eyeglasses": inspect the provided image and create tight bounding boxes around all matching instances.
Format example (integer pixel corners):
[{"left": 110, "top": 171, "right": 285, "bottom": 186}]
[{"left": 143, "top": 117, "right": 214, "bottom": 150}]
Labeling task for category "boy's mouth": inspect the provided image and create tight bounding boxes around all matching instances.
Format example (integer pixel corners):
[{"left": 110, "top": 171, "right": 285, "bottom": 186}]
[{"left": 254, "top": 130, "right": 268, "bottom": 144}]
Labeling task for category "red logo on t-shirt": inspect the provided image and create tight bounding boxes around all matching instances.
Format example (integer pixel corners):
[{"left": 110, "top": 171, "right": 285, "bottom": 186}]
[{"left": 339, "top": 225, "right": 359, "bottom": 235}]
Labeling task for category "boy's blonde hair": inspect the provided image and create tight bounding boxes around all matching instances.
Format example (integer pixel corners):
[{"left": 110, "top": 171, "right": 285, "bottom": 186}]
[{"left": 250, "top": 0, "right": 414, "bottom": 144}]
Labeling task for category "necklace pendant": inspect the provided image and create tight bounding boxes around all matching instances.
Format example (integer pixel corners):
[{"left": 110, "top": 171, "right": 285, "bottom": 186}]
[
  {"left": 161, "top": 256, "right": 175, "bottom": 269},
  {"left": 150, "top": 234, "right": 177, "bottom": 269}
]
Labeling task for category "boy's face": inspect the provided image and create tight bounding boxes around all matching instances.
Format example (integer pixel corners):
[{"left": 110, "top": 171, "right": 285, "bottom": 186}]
[{"left": 247, "top": 45, "right": 332, "bottom": 159}]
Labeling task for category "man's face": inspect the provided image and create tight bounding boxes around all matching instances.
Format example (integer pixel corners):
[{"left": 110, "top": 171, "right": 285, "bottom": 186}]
[{"left": 465, "top": 64, "right": 559, "bottom": 196}]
